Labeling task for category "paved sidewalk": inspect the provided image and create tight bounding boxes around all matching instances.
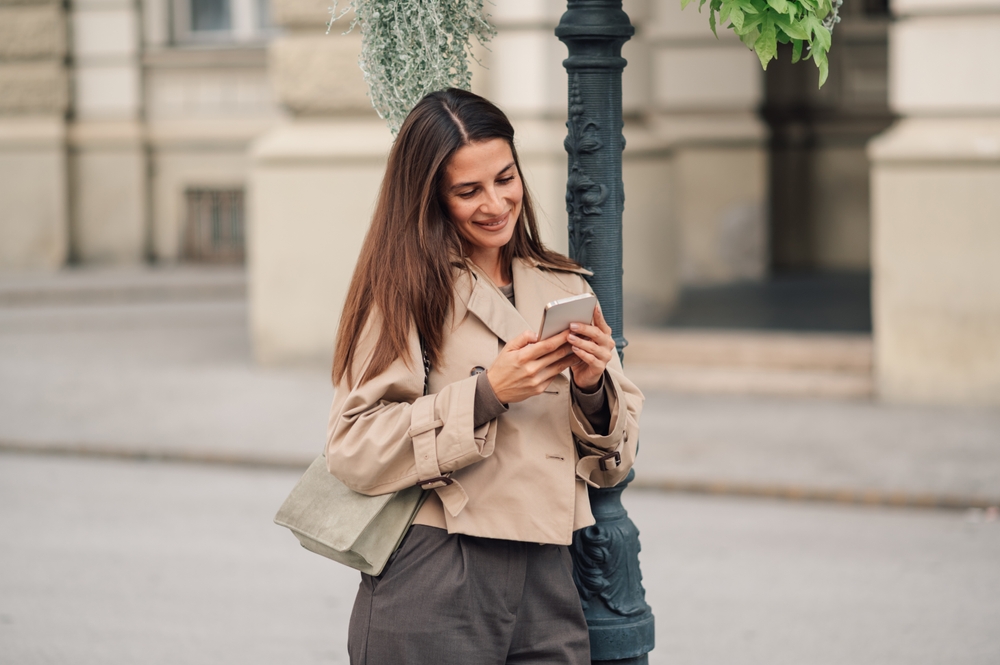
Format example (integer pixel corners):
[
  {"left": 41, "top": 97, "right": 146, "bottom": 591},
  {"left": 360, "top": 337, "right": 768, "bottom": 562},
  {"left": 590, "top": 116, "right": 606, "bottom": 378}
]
[
  {"left": 1, "top": 267, "right": 998, "bottom": 508},
  {"left": 5, "top": 453, "right": 999, "bottom": 665}
]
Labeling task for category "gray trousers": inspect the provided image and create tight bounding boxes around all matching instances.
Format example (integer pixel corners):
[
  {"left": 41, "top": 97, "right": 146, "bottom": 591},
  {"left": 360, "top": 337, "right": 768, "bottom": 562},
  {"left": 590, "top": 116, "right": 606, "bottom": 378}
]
[{"left": 348, "top": 525, "right": 590, "bottom": 665}]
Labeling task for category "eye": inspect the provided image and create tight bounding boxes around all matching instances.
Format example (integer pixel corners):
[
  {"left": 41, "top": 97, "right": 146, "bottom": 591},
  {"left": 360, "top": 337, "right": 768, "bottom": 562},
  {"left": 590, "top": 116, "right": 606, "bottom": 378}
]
[
  {"left": 457, "top": 189, "right": 477, "bottom": 199},
  {"left": 497, "top": 175, "right": 516, "bottom": 185}
]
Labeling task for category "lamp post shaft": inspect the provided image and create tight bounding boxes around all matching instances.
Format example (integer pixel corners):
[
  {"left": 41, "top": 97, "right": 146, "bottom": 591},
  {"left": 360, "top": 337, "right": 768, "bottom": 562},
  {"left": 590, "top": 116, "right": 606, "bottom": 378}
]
[{"left": 557, "top": 2, "right": 655, "bottom": 664}]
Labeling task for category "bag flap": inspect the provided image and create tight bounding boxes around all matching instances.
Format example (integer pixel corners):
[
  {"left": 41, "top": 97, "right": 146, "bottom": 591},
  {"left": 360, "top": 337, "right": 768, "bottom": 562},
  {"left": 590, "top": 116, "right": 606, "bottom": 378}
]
[{"left": 274, "top": 456, "right": 394, "bottom": 552}]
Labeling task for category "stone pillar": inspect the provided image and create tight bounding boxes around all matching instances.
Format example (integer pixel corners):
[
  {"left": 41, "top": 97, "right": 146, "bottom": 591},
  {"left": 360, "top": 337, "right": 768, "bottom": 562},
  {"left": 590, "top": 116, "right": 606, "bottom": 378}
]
[
  {"left": 485, "top": 0, "right": 571, "bottom": 258},
  {"left": 646, "top": 0, "right": 768, "bottom": 287},
  {"left": 0, "top": 0, "right": 70, "bottom": 270},
  {"left": 868, "top": 0, "right": 1000, "bottom": 405},
  {"left": 248, "top": 0, "right": 387, "bottom": 365},
  {"left": 68, "top": 0, "right": 147, "bottom": 264}
]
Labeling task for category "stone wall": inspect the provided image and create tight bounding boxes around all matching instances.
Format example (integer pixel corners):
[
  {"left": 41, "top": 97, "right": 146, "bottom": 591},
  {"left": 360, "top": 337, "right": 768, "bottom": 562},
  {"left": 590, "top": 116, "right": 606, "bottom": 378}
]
[
  {"left": 248, "top": 0, "right": 385, "bottom": 365},
  {"left": 0, "top": 0, "right": 69, "bottom": 270},
  {"left": 869, "top": 0, "right": 1000, "bottom": 405}
]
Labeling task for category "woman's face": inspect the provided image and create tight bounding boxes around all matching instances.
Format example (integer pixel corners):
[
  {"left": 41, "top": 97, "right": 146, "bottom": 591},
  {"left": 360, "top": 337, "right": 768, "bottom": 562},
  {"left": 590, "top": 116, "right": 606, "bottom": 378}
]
[{"left": 441, "top": 138, "right": 523, "bottom": 259}]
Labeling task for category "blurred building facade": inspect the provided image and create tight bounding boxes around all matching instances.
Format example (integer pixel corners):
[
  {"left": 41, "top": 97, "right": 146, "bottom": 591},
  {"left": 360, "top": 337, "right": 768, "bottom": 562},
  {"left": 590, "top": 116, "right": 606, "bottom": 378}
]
[
  {"left": 1, "top": 0, "right": 998, "bottom": 406},
  {"left": 0, "top": 0, "right": 278, "bottom": 269}
]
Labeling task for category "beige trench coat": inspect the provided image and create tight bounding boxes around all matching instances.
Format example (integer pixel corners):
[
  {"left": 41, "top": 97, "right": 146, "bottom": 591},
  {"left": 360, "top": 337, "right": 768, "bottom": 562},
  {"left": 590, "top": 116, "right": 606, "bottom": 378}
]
[{"left": 326, "top": 257, "right": 643, "bottom": 546}]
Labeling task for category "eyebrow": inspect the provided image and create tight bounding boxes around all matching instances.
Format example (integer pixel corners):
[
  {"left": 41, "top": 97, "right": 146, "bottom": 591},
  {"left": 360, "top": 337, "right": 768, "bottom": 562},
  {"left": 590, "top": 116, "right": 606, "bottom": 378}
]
[{"left": 450, "top": 161, "right": 516, "bottom": 191}]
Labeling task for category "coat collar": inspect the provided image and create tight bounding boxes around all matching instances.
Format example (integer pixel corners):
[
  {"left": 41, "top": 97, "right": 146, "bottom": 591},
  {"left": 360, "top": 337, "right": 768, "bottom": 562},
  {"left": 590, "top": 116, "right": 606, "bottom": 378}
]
[
  {"left": 463, "top": 260, "right": 531, "bottom": 344},
  {"left": 462, "top": 257, "right": 591, "bottom": 343}
]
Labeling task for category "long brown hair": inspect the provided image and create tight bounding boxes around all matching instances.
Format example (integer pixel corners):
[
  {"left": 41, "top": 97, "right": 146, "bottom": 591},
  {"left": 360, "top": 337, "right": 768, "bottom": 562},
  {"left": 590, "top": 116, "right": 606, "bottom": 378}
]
[{"left": 333, "top": 88, "right": 578, "bottom": 387}]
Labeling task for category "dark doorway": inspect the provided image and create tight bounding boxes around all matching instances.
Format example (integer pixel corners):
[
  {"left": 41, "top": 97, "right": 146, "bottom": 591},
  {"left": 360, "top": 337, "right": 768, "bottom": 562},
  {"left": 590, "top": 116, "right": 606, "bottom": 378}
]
[{"left": 663, "top": 0, "right": 893, "bottom": 334}]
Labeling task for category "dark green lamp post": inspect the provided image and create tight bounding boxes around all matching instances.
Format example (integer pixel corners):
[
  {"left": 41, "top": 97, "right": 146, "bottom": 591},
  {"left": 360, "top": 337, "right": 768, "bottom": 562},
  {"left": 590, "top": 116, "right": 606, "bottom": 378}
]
[{"left": 557, "top": 1, "right": 656, "bottom": 663}]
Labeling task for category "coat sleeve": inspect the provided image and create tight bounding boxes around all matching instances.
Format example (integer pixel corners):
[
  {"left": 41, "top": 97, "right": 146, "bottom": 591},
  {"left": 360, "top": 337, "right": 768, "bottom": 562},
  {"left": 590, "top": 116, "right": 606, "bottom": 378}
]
[
  {"left": 568, "top": 281, "right": 644, "bottom": 489},
  {"left": 326, "top": 311, "right": 497, "bottom": 499}
]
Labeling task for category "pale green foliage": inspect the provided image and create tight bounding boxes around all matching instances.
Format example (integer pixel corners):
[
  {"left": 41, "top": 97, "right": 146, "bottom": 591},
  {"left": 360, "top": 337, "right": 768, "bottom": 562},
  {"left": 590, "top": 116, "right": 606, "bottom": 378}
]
[
  {"left": 329, "top": 0, "right": 496, "bottom": 134},
  {"left": 681, "top": 0, "right": 840, "bottom": 87}
]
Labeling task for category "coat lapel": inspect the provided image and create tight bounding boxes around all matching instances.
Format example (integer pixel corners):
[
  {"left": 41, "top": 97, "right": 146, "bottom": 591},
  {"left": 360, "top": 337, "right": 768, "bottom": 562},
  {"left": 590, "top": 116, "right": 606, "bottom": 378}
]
[
  {"left": 462, "top": 257, "right": 592, "bottom": 344},
  {"left": 512, "top": 258, "right": 551, "bottom": 340},
  {"left": 463, "top": 262, "right": 532, "bottom": 344}
]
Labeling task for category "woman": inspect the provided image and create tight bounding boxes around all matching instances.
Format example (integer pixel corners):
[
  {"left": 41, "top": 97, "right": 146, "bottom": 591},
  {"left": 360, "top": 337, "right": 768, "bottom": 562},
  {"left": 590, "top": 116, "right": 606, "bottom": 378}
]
[{"left": 327, "top": 88, "right": 642, "bottom": 665}]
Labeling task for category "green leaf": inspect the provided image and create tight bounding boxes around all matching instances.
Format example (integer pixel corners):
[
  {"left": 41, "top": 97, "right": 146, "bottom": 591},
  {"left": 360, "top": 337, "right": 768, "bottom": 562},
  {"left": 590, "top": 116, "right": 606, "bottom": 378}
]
[
  {"left": 766, "top": 0, "right": 789, "bottom": 13},
  {"left": 709, "top": 7, "right": 717, "bottom": 36},
  {"left": 817, "top": 56, "right": 829, "bottom": 87},
  {"left": 740, "top": 26, "right": 760, "bottom": 48},
  {"left": 730, "top": 6, "right": 745, "bottom": 31},
  {"left": 738, "top": 0, "right": 759, "bottom": 13},
  {"left": 814, "top": 24, "right": 831, "bottom": 52},
  {"left": 681, "top": 0, "right": 696, "bottom": 9},
  {"left": 775, "top": 13, "right": 810, "bottom": 40},
  {"left": 791, "top": 38, "right": 803, "bottom": 63},
  {"left": 720, "top": 0, "right": 733, "bottom": 24},
  {"left": 754, "top": 17, "right": 777, "bottom": 69}
]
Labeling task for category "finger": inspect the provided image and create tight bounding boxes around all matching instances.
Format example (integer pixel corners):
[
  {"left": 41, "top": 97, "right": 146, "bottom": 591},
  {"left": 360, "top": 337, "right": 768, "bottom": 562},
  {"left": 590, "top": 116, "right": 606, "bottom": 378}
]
[
  {"left": 594, "top": 305, "right": 613, "bottom": 335},
  {"left": 538, "top": 353, "right": 580, "bottom": 382},
  {"left": 570, "top": 323, "right": 613, "bottom": 348},
  {"left": 569, "top": 322, "right": 602, "bottom": 340},
  {"left": 571, "top": 345, "right": 602, "bottom": 369},
  {"left": 536, "top": 341, "right": 575, "bottom": 367},
  {"left": 505, "top": 329, "right": 539, "bottom": 351},
  {"left": 526, "top": 330, "right": 571, "bottom": 357},
  {"left": 568, "top": 334, "right": 612, "bottom": 361}
]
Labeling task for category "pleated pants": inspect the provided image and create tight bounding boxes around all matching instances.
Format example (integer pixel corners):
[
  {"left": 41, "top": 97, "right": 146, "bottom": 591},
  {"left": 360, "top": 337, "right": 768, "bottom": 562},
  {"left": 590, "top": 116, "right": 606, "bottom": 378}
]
[{"left": 348, "top": 525, "right": 590, "bottom": 665}]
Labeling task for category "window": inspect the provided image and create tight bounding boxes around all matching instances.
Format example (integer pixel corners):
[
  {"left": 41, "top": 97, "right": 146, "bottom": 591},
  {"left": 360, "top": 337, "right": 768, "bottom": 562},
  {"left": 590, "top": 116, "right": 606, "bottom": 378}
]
[
  {"left": 183, "top": 188, "right": 245, "bottom": 263},
  {"left": 190, "top": 0, "right": 231, "bottom": 32},
  {"left": 173, "top": 0, "right": 271, "bottom": 43}
]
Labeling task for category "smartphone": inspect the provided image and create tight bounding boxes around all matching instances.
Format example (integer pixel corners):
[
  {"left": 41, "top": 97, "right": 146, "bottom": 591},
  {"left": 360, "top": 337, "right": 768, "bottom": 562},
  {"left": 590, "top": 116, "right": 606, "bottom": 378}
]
[{"left": 537, "top": 293, "right": 598, "bottom": 340}]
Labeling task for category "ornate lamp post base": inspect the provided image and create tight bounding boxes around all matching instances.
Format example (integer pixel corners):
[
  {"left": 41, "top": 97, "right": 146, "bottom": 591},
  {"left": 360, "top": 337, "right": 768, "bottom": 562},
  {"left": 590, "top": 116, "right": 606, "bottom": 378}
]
[{"left": 571, "top": 471, "right": 655, "bottom": 663}]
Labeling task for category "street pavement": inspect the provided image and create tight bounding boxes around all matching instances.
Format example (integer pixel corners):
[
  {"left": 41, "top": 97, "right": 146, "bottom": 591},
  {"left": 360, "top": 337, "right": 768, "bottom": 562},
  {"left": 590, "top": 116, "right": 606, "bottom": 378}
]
[
  {"left": 1, "top": 267, "right": 999, "bottom": 663},
  {"left": 1, "top": 267, "right": 998, "bottom": 506},
  {"left": 1, "top": 453, "right": 998, "bottom": 665}
]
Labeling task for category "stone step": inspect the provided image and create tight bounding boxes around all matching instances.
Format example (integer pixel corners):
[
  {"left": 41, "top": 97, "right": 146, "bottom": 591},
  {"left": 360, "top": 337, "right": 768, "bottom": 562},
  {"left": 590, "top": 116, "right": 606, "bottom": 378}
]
[
  {"left": 625, "top": 329, "right": 873, "bottom": 398},
  {"left": 0, "top": 266, "right": 246, "bottom": 306}
]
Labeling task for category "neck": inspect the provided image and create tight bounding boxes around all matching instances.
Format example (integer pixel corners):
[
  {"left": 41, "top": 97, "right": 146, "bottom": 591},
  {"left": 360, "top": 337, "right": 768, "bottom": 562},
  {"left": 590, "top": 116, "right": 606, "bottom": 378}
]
[{"left": 468, "top": 247, "right": 510, "bottom": 286}]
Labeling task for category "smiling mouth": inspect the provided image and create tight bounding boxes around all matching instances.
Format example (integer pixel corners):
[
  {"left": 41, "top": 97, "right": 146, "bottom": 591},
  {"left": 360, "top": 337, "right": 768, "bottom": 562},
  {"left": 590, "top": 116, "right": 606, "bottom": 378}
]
[{"left": 474, "top": 212, "right": 509, "bottom": 229}]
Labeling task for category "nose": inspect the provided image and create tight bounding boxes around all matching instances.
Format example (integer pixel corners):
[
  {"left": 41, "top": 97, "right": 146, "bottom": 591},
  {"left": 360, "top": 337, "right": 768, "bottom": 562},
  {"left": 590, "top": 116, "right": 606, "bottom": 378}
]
[{"left": 480, "top": 185, "right": 504, "bottom": 215}]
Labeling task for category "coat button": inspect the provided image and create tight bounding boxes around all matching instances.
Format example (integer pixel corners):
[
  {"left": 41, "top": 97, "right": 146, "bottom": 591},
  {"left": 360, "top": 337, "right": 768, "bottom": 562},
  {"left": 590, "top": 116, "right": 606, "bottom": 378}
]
[{"left": 470, "top": 366, "right": 486, "bottom": 376}]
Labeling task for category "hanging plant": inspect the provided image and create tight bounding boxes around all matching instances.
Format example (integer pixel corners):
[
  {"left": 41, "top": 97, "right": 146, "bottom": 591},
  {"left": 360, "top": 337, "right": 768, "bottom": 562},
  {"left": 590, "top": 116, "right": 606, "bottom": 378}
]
[
  {"left": 682, "top": 0, "right": 842, "bottom": 87},
  {"left": 328, "top": 0, "right": 496, "bottom": 134}
]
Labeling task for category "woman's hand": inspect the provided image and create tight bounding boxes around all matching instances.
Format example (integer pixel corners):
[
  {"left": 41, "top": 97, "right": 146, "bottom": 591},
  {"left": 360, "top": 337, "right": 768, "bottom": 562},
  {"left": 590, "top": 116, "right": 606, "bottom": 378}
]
[
  {"left": 486, "top": 329, "right": 581, "bottom": 404},
  {"left": 568, "top": 305, "right": 615, "bottom": 391}
]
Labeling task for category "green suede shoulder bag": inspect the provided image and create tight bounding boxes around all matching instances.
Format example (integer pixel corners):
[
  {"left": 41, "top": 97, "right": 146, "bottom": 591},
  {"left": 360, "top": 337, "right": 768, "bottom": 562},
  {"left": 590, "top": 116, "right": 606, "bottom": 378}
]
[{"left": 274, "top": 340, "right": 430, "bottom": 576}]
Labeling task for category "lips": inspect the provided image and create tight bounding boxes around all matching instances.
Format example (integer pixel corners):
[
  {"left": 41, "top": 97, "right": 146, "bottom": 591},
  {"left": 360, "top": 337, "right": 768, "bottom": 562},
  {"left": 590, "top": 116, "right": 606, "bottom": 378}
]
[{"left": 473, "top": 211, "right": 509, "bottom": 230}]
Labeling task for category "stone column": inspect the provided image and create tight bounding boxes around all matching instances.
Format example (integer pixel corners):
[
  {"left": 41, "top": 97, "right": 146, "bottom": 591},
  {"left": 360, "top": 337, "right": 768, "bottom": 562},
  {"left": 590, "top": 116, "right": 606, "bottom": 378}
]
[
  {"left": 248, "top": 0, "right": 388, "bottom": 365},
  {"left": 0, "top": 0, "right": 70, "bottom": 270},
  {"left": 68, "top": 0, "right": 147, "bottom": 264},
  {"left": 869, "top": 0, "right": 1000, "bottom": 405},
  {"left": 646, "top": 0, "right": 768, "bottom": 287}
]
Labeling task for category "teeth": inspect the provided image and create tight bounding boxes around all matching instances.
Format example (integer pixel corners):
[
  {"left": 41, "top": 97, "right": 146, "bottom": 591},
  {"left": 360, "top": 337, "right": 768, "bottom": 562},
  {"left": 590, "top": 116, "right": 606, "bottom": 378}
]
[{"left": 478, "top": 214, "right": 506, "bottom": 227}]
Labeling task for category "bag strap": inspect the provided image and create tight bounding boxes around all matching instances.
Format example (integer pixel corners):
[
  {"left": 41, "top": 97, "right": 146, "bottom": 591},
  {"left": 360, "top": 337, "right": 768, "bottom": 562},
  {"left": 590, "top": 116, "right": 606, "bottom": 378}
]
[{"left": 420, "top": 334, "right": 430, "bottom": 397}]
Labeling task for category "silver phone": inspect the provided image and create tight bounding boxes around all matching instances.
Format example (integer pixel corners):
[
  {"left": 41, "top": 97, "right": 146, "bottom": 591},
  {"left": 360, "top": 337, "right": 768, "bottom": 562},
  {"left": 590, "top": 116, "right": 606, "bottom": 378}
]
[{"left": 537, "top": 293, "right": 598, "bottom": 340}]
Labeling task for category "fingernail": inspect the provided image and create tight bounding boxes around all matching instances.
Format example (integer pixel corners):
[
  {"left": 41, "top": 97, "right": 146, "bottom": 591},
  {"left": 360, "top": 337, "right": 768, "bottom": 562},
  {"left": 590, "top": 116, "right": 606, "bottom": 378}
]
[
  {"left": 568, "top": 334, "right": 578, "bottom": 341},
  {"left": 570, "top": 323, "right": 580, "bottom": 331}
]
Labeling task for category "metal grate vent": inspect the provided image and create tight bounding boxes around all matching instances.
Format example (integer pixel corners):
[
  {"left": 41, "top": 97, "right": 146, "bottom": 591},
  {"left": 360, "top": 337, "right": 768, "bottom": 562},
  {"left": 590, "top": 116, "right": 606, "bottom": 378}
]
[{"left": 183, "top": 188, "right": 245, "bottom": 263}]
